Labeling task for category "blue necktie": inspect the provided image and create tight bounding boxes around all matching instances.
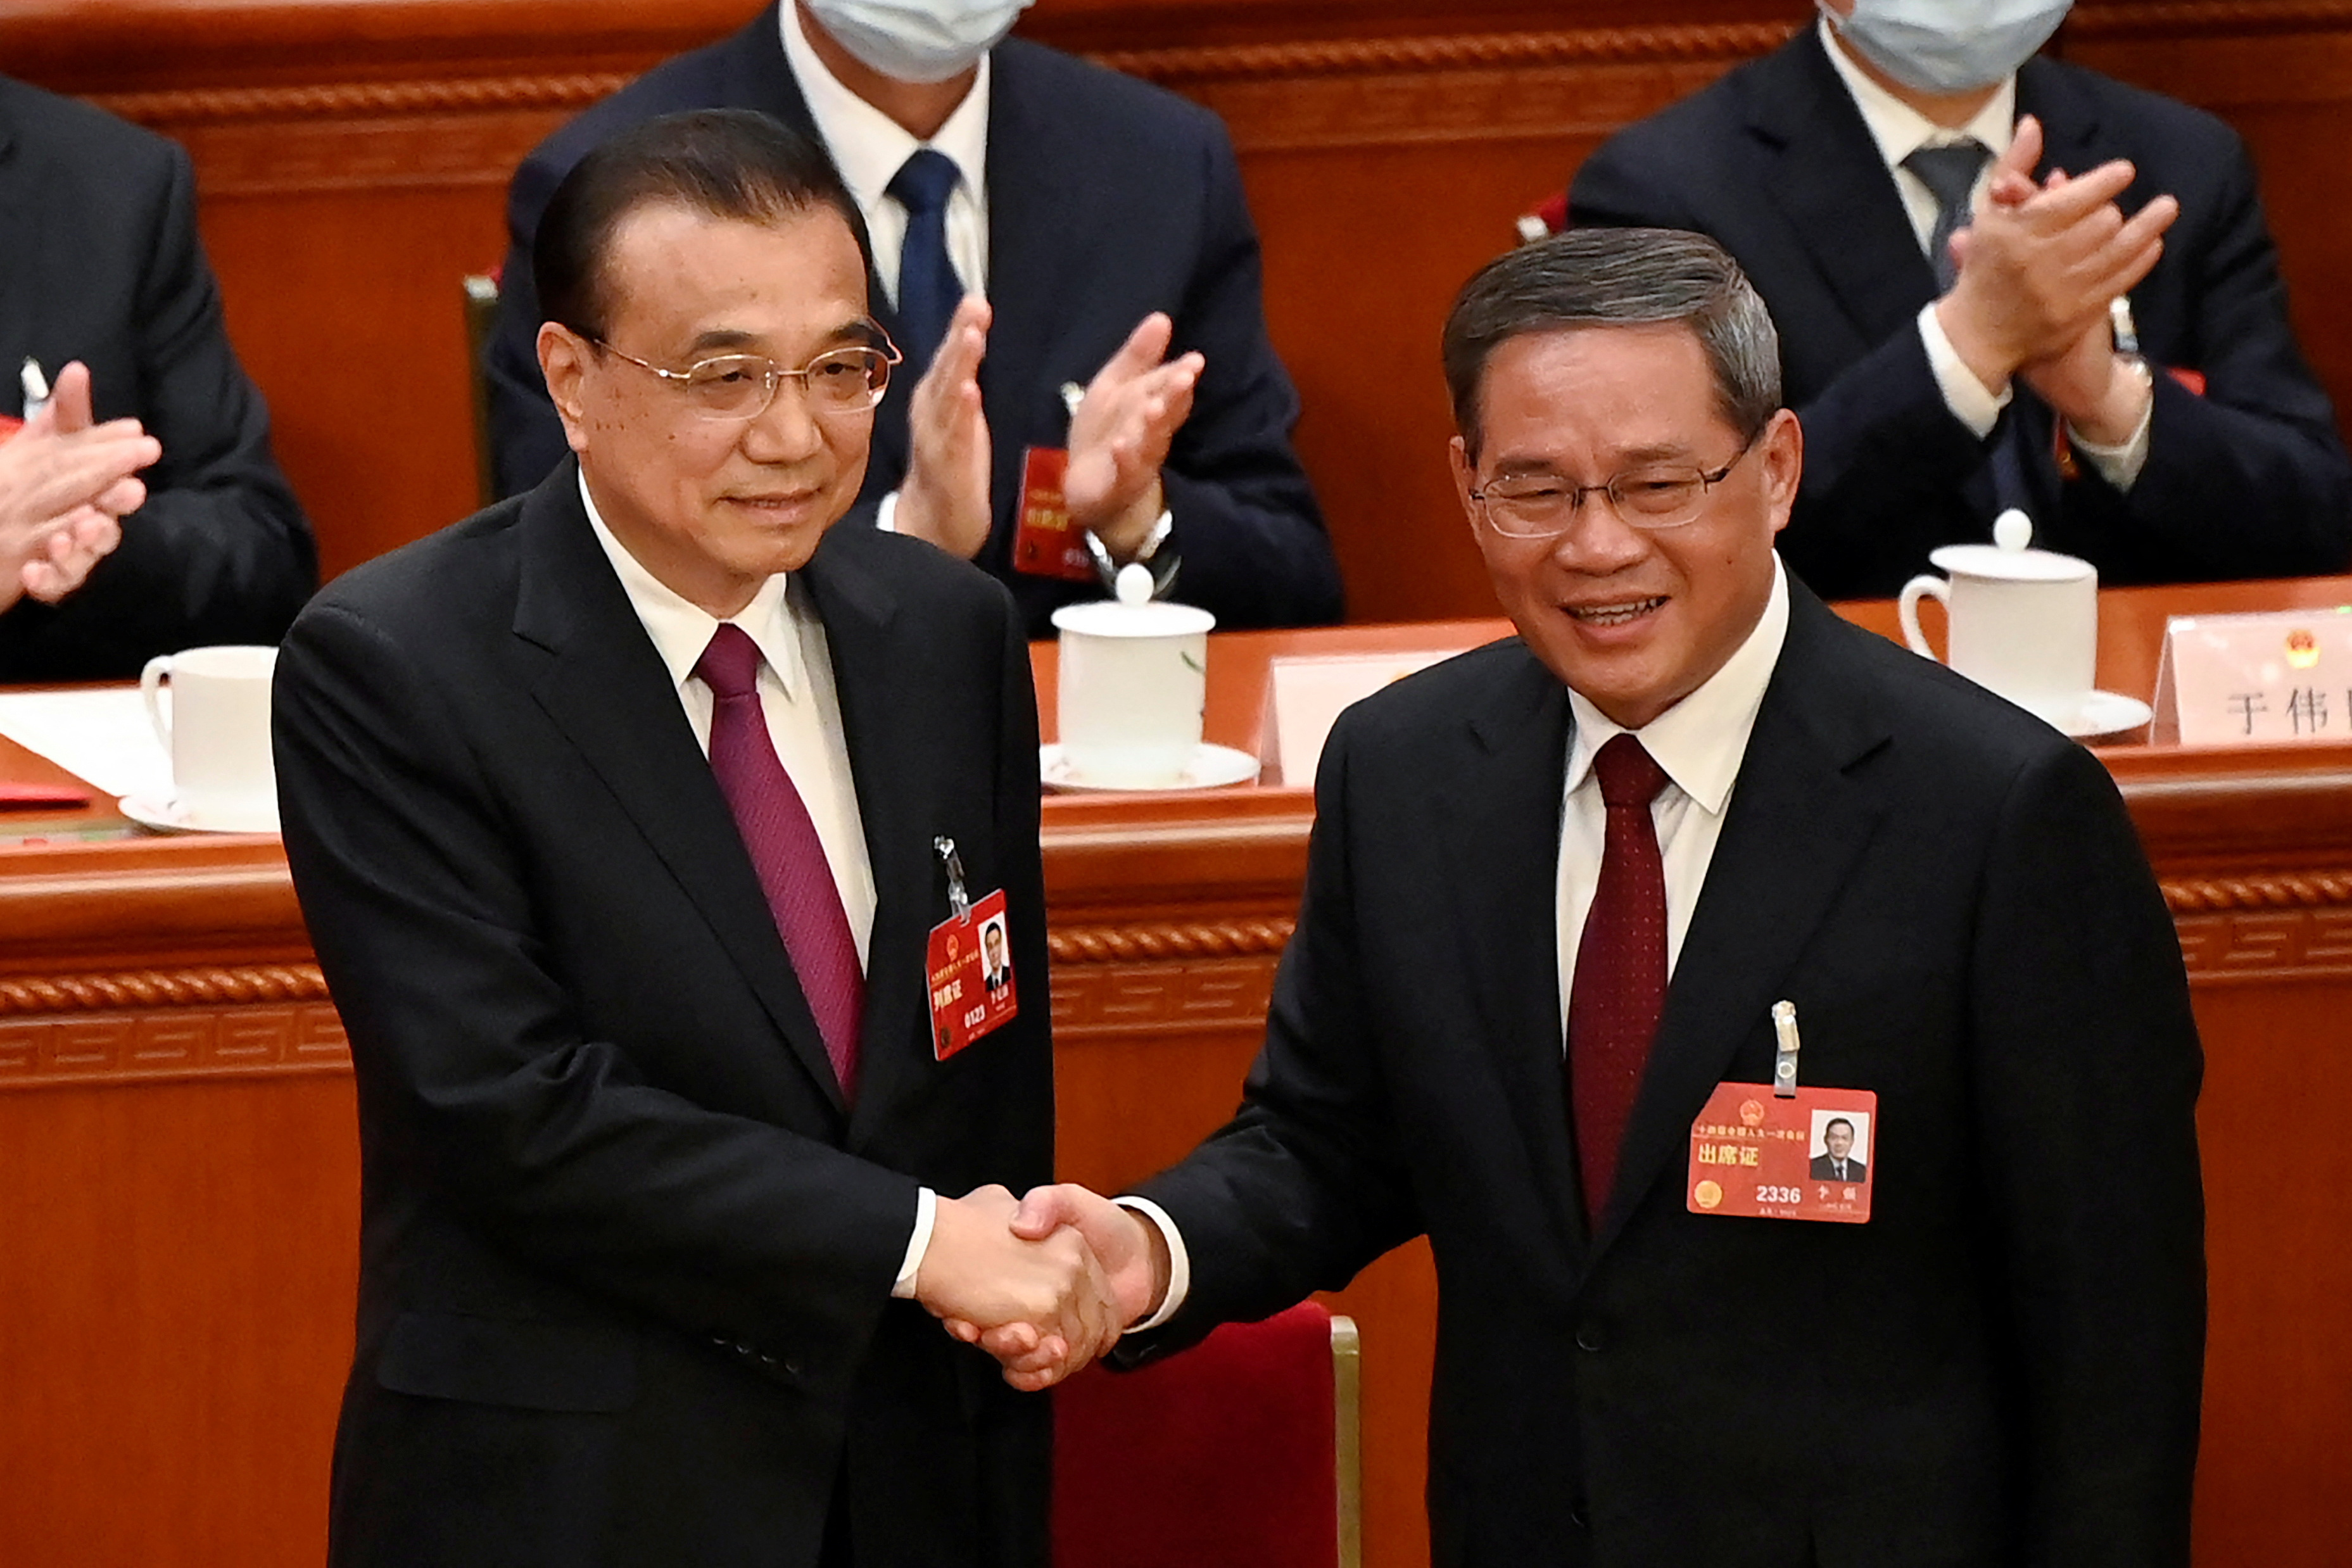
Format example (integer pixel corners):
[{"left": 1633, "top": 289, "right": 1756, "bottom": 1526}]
[
  {"left": 1902, "top": 139, "right": 1991, "bottom": 292},
  {"left": 887, "top": 148, "right": 964, "bottom": 379}
]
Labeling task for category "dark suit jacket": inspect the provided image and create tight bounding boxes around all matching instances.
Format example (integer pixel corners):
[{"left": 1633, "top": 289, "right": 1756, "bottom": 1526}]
[
  {"left": 1809, "top": 1154, "right": 1866, "bottom": 1184},
  {"left": 1127, "top": 582, "right": 2204, "bottom": 1567},
  {"left": 1570, "top": 29, "right": 2352, "bottom": 598},
  {"left": 0, "top": 75, "right": 315, "bottom": 679},
  {"left": 485, "top": 6, "right": 1341, "bottom": 636},
  {"left": 274, "top": 461, "right": 1053, "bottom": 1568}
]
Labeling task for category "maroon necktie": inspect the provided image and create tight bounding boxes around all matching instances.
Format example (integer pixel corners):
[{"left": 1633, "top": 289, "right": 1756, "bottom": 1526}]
[
  {"left": 1567, "top": 732, "right": 1671, "bottom": 1223},
  {"left": 695, "top": 624, "right": 866, "bottom": 1099}
]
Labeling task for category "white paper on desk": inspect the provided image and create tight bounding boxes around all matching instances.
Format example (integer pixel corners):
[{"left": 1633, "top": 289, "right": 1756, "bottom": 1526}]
[
  {"left": 0, "top": 687, "right": 173, "bottom": 801},
  {"left": 1259, "top": 649, "right": 1464, "bottom": 786}
]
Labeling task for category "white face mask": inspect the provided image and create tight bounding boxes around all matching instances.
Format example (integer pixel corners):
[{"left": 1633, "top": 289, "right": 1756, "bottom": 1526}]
[
  {"left": 805, "top": 0, "right": 1035, "bottom": 85},
  {"left": 1826, "top": 0, "right": 2073, "bottom": 94}
]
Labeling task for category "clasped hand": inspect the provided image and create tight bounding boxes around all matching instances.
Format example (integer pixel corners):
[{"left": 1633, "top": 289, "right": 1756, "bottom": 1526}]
[
  {"left": 913, "top": 1182, "right": 1170, "bottom": 1391},
  {"left": 0, "top": 361, "right": 160, "bottom": 613}
]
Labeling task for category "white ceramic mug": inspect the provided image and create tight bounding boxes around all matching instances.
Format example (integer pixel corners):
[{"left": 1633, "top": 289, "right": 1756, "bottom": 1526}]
[
  {"left": 139, "top": 644, "right": 280, "bottom": 830},
  {"left": 1898, "top": 540, "right": 2097, "bottom": 725},
  {"left": 1051, "top": 584, "right": 1215, "bottom": 788}
]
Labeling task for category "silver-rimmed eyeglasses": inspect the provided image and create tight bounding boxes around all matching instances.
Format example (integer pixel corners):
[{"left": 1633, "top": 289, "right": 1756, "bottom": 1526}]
[
  {"left": 1469, "top": 432, "right": 1759, "bottom": 538},
  {"left": 594, "top": 332, "right": 904, "bottom": 421}
]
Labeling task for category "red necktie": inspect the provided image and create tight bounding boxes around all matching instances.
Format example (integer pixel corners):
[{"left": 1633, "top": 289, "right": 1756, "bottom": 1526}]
[
  {"left": 1567, "top": 732, "right": 1671, "bottom": 1223},
  {"left": 695, "top": 624, "right": 865, "bottom": 1099}
]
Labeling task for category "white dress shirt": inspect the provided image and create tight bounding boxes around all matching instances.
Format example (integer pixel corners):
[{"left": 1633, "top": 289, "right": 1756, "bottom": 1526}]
[
  {"left": 1554, "top": 555, "right": 1790, "bottom": 1026},
  {"left": 781, "top": 3, "right": 990, "bottom": 308},
  {"left": 1818, "top": 16, "right": 2149, "bottom": 488},
  {"left": 580, "top": 473, "right": 937, "bottom": 1292},
  {"left": 1132, "top": 560, "right": 1796, "bottom": 1331}
]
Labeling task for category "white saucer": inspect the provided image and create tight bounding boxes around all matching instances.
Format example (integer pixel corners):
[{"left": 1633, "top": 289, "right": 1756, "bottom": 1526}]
[
  {"left": 1040, "top": 742, "right": 1260, "bottom": 793},
  {"left": 2047, "top": 690, "right": 2155, "bottom": 740},
  {"left": 118, "top": 795, "right": 280, "bottom": 835}
]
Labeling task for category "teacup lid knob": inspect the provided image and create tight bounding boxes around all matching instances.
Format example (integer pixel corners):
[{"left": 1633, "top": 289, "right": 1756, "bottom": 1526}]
[
  {"left": 1993, "top": 509, "right": 2033, "bottom": 553},
  {"left": 1115, "top": 561, "right": 1155, "bottom": 606}
]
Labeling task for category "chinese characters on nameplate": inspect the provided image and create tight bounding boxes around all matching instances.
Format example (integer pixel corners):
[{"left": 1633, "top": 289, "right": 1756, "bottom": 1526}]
[{"left": 2155, "top": 607, "right": 2352, "bottom": 745}]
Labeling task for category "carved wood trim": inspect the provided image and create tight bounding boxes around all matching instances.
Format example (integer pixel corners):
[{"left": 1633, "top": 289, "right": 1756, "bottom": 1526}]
[
  {"left": 87, "top": 73, "right": 634, "bottom": 127},
  {"left": 2068, "top": 1, "right": 2352, "bottom": 35},
  {"left": 1048, "top": 918, "right": 1297, "bottom": 964},
  {"left": 0, "top": 999, "right": 349, "bottom": 1090},
  {"left": 1091, "top": 22, "right": 1798, "bottom": 85},
  {"left": 2162, "top": 870, "right": 2352, "bottom": 912},
  {"left": 0, "top": 964, "right": 329, "bottom": 1016}
]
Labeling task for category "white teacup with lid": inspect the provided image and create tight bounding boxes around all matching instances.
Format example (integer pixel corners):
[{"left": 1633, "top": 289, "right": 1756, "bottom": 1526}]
[
  {"left": 1051, "top": 564, "right": 1217, "bottom": 788},
  {"left": 1897, "top": 510, "right": 2097, "bottom": 728}
]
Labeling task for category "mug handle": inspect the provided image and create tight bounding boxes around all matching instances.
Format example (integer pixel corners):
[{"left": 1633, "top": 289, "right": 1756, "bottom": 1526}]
[
  {"left": 1896, "top": 576, "right": 1951, "bottom": 662},
  {"left": 139, "top": 654, "right": 174, "bottom": 752}
]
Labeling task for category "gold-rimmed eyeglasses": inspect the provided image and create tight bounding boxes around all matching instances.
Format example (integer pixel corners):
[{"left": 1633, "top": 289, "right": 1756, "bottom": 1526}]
[
  {"left": 1469, "top": 431, "right": 1759, "bottom": 538},
  {"left": 593, "top": 332, "right": 904, "bottom": 422}
]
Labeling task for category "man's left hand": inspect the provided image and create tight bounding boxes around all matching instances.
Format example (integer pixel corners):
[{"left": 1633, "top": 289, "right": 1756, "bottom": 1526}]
[
  {"left": 1064, "top": 313, "right": 1203, "bottom": 559},
  {"left": 21, "top": 505, "right": 123, "bottom": 604}
]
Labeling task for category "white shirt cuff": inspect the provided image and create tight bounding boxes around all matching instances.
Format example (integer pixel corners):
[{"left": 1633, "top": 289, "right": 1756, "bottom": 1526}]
[
  {"left": 890, "top": 1185, "right": 937, "bottom": 1299},
  {"left": 1918, "top": 303, "right": 2009, "bottom": 438},
  {"left": 1112, "top": 1194, "right": 1191, "bottom": 1331},
  {"left": 874, "top": 490, "right": 901, "bottom": 533},
  {"left": 2068, "top": 390, "right": 2155, "bottom": 491}
]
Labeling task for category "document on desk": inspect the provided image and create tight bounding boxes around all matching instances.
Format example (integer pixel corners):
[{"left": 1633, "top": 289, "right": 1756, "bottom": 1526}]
[{"left": 0, "top": 688, "right": 173, "bottom": 802}]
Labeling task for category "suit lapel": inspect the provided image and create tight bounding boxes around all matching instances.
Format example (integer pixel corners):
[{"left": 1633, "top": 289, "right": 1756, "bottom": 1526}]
[
  {"left": 1752, "top": 29, "right": 1940, "bottom": 347},
  {"left": 512, "top": 463, "right": 848, "bottom": 1114},
  {"left": 1435, "top": 650, "right": 1590, "bottom": 1258},
  {"left": 799, "top": 530, "right": 935, "bottom": 1149},
  {"left": 1588, "top": 590, "right": 1892, "bottom": 1260}
]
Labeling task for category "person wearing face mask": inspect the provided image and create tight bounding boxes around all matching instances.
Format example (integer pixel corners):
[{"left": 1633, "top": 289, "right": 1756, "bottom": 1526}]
[
  {"left": 484, "top": 1, "right": 1343, "bottom": 639},
  {"left": 1569, "top": 0, "right": 2352, "bottom": 598}
]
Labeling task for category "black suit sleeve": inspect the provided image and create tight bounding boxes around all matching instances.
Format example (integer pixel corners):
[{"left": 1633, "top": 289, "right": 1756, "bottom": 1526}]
[
  {"left": 1124, "top": 711, "right": 1422, "bottom": 1357},
  {"left": 1, "top": 140, "right": 314, "bottom": 678},
  {"left": 274, "top": 600, "right": 920, "bottom": 1405},
  {"left": 1154, "top": 121, "right": 1342, "bottom": 629},
  {"left": 1969, "top": 739, "right": 2203, "bottom": 1565},
  {"left": 2065, "top": 130, "right": 2352, "bottom": 579}
]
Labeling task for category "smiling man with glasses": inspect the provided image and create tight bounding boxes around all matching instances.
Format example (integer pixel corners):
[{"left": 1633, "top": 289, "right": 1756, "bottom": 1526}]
[
  {"left": 275, "top": 110, "right": 1115, "bottom": 1568},
  {"left": 984, "top": 226, "right": 2204, "bottom": 1567}
]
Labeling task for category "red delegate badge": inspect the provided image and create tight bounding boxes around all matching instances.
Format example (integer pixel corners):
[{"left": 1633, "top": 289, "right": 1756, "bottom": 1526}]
[
  {"left": 1011, "top": 446, "right": 1094, "bottom": 583},
  {"left": 926, "top": 887, "right": 1018, "bottom": 1061},
  {"left": 1687, "top": 1082, "right": 1878, "bottom": 1223}
]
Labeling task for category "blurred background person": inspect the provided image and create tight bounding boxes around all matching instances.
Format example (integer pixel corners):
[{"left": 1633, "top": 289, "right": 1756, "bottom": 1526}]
[
  {"left": 486, "top": 1, "right": 1343, "bottom": 636},
  {"left": 0, "top": 74, "right": 316, "bottom": 680},
  {"left": 1570, "top": 0, "right": 2351, "bottom": 598}
]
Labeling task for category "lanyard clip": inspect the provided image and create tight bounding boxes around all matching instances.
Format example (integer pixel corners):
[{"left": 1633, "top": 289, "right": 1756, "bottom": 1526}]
[
  {"left": 1771, "top": 1000, "right": 1802, "bottom": 1099},
  {"left": 934, "top": 835, "right": 972, "bottom": 923}
]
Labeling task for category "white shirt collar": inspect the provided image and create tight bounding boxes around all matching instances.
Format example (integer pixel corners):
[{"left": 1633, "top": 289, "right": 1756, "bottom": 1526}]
[
  {"left": 781, "top": 3, "right": 992, "bottom": 220},
  {"left": 1817, "top": 13, "right": 2016, "bottom": 170},
  {"left": 1564, "top": 553, "right": 1792, "bottom": 819},
  {"left": 577, "top": 469, "right": 809, "bottom": 702}
]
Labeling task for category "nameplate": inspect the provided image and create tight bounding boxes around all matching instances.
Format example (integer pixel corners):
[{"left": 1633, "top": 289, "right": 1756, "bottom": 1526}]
[
  {"left": 2155, "top": 607, "right": 2352, "bottom": 745},
  {"left": 1256, "top": 649, "right": 1464, "bottom": 786}
]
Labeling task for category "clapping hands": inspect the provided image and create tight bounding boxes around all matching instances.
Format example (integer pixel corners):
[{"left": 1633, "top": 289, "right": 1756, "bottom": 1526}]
[
  {"left": 0, "top": 361, "right": 158, "bottom": 613},
  {"left": 914, "top": 1182, "right": 1172, "bottom": 1391}
]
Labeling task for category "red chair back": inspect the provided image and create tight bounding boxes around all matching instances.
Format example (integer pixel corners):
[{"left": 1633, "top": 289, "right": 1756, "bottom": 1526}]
[{"left": 1053, "top": 1301, "right": 1353, "bottom": 1568}]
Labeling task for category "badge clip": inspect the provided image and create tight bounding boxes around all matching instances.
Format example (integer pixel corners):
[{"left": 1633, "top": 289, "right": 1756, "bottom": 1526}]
[
  {"left": 933, "top": 835, "right": 972, "bottom": 923},
  {"left": 1771, "top": 999, "right": 1802, "bottom": 1099}
]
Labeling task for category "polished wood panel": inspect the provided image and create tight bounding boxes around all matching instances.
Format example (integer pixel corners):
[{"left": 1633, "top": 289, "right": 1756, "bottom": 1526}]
[
  {"left": 9, "top": 581, "right": 2351, "bottom": 1568},
  {"left": 4, "top": 1, "right": 2348, "bottom": 616}
]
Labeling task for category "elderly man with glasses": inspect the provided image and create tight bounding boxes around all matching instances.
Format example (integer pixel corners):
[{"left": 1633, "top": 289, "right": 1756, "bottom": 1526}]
[
  {"left": 274, "top": 110, "right": 1116, "bottom": 1568},
  {"left": 987, "top": 226, "right": 2207, "bottom": 1568}
]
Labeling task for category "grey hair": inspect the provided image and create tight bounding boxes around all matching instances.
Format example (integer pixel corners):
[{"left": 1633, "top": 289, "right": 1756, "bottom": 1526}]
[{"left": 1442, "top": 227, "right": 1782, "bottom": 458}]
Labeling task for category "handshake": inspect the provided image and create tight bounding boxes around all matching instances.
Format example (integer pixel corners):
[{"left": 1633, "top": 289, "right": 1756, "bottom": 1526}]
[{"left": 910, "top": 1183, "right": 1175, "bottom": 1391}]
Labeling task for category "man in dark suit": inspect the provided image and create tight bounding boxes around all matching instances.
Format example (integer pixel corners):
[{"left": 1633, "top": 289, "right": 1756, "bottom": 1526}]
[
  {"left": 1568, "top": 3, "right": 2351, "bottom": 598},
  {"left": 486, "top": 1, "right": 1341, "bottom": 637},
  {"left": 0, "top": 74, "right": 315, "bottom": 679},
  {"left": 1809, "top": 1116, "right": 1866, "bottom": 1184},
  {"left": 990, "top": 229, "right": 2206, "bottom": 1565},
  {"left": 277, "top": 111, "right": 1112, "bottom": 1568}
]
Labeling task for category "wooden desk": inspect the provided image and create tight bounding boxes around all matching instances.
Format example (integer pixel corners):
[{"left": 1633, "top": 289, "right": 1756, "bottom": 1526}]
[{"left": 5, "top": 579, "right": 2352, "bottom": 1568}]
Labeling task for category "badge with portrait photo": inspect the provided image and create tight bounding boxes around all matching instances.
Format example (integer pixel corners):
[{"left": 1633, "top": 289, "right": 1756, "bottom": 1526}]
[
  {"left": 1686, "top": 1083, "right": 1878, "bottom": 1223},
  {"left": 925, "top": 888, "right": 1018, "bottom": 1061}
]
